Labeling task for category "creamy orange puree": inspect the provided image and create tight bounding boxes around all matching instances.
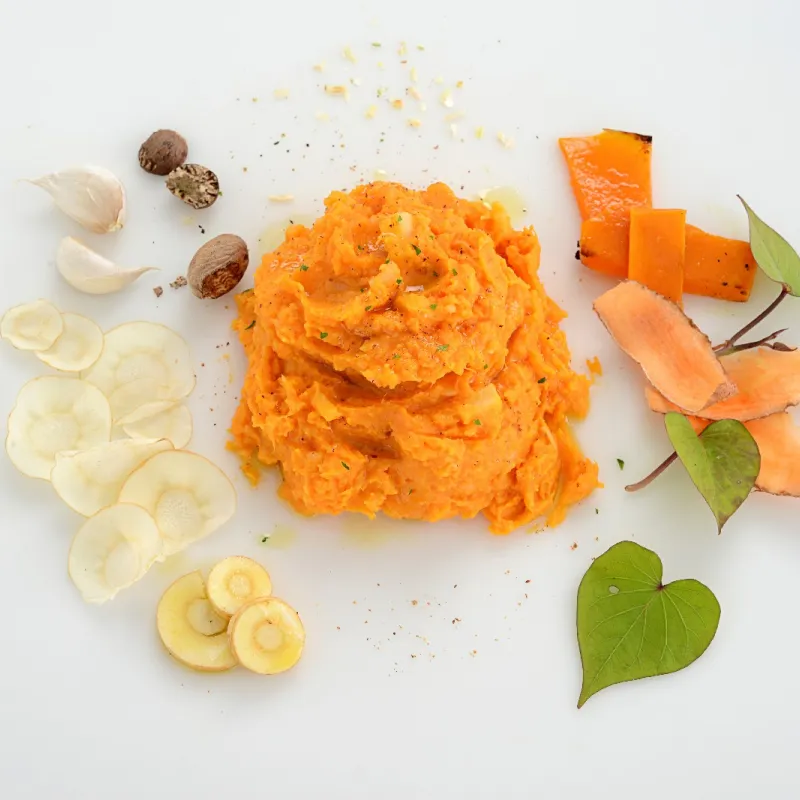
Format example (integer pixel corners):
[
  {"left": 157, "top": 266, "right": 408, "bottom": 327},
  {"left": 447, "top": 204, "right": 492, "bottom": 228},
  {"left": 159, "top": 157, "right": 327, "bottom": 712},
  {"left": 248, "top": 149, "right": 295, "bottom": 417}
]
[{"left": 230, "top": 182, "right": 598, "bottom": 533}]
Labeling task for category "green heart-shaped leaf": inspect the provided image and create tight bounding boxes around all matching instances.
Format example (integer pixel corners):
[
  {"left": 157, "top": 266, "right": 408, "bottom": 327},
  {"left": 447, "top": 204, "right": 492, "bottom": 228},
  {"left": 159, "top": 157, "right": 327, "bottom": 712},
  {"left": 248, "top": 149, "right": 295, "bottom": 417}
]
[
  {"left": 739, "top": 196, "right": 800, "bottom": 296},
  {"left": 664, "top": 412, "right": 760, "bottom": 532},
  {"left": 577, "top": 541, "right": 720, "bottom": 708}
]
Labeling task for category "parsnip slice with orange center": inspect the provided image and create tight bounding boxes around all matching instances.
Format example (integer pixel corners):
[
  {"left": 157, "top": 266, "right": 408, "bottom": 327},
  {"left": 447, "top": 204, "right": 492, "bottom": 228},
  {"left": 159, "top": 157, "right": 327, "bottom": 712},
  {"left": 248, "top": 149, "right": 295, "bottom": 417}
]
[
  {"left": 156, "top": 571, "right": 237, "bottom": 672},
  {"left": 118, "top": 450, "right": 236, "bottom": 555},
  {"left": 51, "top": 437, "right": 173, "bottom": 516},
  {"left": 594, "top": 280, "right": 734, "bottom": 413},
  {"left": 36, "top": 312, "right": 104, "bottom": 372},
  {"left": 122, "top": 403, "right": 193, "bottom": 449},
  {"left": 207, "top": 556, "right": 272, "bottom": 618},
  {"left": 82, "top": 322, "right": 195, "bottom": 422},
  {"left": 228, "top": 597, "right": 305, "bottom": 675},
  {"left": 1, "top": 299, "right": 63, "bottom": 351},
  {"left": 6, "top": 376, "right": 111, "bottom": 479},
  {"left": 646, "top": 347, "right": 800, "bottom": 421},
  {"left": 68, "top": 503, "right": 161, "bottom": 603}
]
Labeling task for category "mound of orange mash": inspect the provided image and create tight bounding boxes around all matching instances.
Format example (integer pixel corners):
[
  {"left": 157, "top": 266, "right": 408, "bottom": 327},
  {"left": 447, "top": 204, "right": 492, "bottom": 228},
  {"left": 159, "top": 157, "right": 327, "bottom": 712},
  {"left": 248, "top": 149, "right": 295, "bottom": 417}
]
[{"left": 231, "top": 182, "right": 598, "bottom": 533}]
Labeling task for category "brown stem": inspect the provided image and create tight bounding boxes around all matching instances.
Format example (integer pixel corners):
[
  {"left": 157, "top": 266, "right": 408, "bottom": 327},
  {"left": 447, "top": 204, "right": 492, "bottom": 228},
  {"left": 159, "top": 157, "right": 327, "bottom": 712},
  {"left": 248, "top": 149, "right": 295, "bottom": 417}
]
[
  {"left": 717, "top": 328, "right": 788, "bottom": 357},
  {"left": 625, "top": 452, "right": 678, "bottom": 492},
  {"left": 714, "top": 285, "right": 789, "bottom": 352}
]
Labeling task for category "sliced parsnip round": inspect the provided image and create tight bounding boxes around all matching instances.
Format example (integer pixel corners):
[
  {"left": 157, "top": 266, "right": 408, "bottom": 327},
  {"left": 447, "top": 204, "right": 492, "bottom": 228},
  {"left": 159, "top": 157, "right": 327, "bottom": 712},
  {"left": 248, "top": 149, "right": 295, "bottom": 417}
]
[
  {"left": 68, "top": 503, "right": 162, "bottom": 604},
  {"left": 6, "top": 376, "right": 111, "bottom": 480},
  {"left": 1, "top": 299, "right": 63, "bottom": 351},
  {"left": 156, "top": 571, "right": 237, "bottom": 672},
  {"left": 228, "top": 597, "right": 305, "bottom": 675},
  {"left": 122, "top": 403, "right": 193, "bottom": 449},
  {"left": 51, "top": 437, "right": 173, "bottom": 517},
  {"left": 35, "top": 312, "right": 104, "bottom": 372},
  {"left": 206, "top": 556, "right": 272, "bottom": 619},
  {"left": 118, "top": 450, "right": 236, "bottom": 555},
  {"left": 82, "top": 322, "right": 195, "bottom": 422}
]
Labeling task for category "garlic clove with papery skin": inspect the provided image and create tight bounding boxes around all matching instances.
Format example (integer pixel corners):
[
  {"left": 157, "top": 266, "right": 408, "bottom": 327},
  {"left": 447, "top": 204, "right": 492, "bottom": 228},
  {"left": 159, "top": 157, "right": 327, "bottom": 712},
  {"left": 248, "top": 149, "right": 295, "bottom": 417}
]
[
  {"left": 25, "top": 166, "right": 126, "bottom": 233},
  {"left": 56, "top": 237, "right": 157, "bottom": 295}
]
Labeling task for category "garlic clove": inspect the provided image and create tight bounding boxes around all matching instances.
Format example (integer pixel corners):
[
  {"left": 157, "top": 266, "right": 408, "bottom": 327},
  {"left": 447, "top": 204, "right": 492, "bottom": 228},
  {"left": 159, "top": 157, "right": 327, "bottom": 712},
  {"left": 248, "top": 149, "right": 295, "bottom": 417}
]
[
  {"left": 25, "top": 166, "right": 126, "bottom": 234},
  {"left": 56, "top": 237, "right": 157, "bottom": 295}
]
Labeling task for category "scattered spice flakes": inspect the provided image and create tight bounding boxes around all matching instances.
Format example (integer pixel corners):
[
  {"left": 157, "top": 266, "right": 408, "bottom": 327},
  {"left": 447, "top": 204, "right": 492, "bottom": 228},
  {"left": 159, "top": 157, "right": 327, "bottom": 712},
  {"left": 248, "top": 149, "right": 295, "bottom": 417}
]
[
  {"left": 268, "top": 194, "right": 295, "bottom": 203},
  {"left": 470, "top": 650, "right": 478, "bottom": 657},
  {"left": 170, "top": 276, "right": 188, "bottom": 289},
  {"left": 349, "top": 77, "right": 362, "bottom": 87},
  {"left": 324, "top": 84, "right": 350, "bottom": 100},
  {"left": 411, "top": 600, "right": 418, "bottom": 606},
  {"left": 152, "top": 286, "right": 163, "bottom": 298},
  {"left": 343, "top": 45, "right": 357, "bottom": 63},
  {"left": 391, "top": 98, "right": 404, "bottom": 110},
  {"left": 617, "top": 458, "right": 625, "bottom": 470},
  {"left": 452, "top": 618, "right": 461, "bottom": 625},
  {"left": 408, "top": 118, "right": 422, "bottom": 128},
  {"left": 570, "top": 542, "right": 578, "bottom": 551},
  {"left": 365, "top": 105, "right": 378, "bottom": 119},
  {"left": 497, "top": 132, "right": 515, "bottom": 149},
  {"left": 273, "top": 88, "right": 290, "bottom": 100}
]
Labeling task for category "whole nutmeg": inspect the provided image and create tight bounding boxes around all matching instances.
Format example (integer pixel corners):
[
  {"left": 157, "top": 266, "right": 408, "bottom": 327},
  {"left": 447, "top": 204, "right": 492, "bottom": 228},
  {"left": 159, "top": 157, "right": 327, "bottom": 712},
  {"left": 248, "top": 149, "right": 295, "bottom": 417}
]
[
  {"left": 138, "top": 129, "right": 188, "bottom": 175},
  {"left": 166, "top": 164, "right": 220, "bottom": 209},
  {"left": 187, "top": 234, "right": 249, "bottom": 299}
]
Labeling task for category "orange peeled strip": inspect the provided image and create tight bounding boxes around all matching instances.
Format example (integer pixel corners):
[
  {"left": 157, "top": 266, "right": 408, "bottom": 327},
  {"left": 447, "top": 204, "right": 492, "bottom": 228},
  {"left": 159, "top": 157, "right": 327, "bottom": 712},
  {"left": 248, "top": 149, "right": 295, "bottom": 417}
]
[
  {"left": 594, "top": 280, "right": 735, "bottom": 413},
  {"left": 646, "top": 347, "right": 800, "bottom": 421}
]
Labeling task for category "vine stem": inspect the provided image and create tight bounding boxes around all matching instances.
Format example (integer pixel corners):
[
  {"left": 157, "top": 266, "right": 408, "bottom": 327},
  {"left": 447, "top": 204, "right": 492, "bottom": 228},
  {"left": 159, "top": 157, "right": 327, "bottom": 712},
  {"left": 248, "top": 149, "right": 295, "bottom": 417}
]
[
  {"left": 625, "top": 452, "right": 678, "bottom": 492},
  {"left": 716, "top": 328, "right": 789, "bottom": 357},
  {"left": 713, "top": 285, "right": 789, "bottom": 352}
]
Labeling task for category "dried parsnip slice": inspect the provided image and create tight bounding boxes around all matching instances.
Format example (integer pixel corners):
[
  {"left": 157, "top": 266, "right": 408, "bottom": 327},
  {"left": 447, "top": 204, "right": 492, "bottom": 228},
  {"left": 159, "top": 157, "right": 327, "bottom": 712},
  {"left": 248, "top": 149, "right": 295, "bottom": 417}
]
[
  {"left": 35, "top": 312, "right": 104, "bottom": 372},
  {"left": 118, "top": 450, "right": 236, "bottom": 555},
  {"left": 122, "top": 403, "right": 193, "bottom": 449},
  {"left": 1, "top": 300, "right": 63, "bottom": 351},
  {"left": 51, "top": 437, "right": 173, "bottom": 516},
  {"left": 6, "top": 376, "right": 111, "bottom": 479},
  {"left": 207, "top": 556, "right": 272, "bottom": 618},
  {"left": 68, "top": 503, "right": 161, "bottom": 604}
]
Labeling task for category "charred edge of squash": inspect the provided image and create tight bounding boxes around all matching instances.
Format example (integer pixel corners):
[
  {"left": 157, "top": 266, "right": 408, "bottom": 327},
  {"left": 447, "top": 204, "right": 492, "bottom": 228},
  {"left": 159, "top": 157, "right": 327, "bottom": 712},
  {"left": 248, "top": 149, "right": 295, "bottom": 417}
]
[
  {"left": 602, "top": 128, "right": 653, "bottom": 145},
  {"left": 579, "top": 246, "right": 595, "bottom": 260}
]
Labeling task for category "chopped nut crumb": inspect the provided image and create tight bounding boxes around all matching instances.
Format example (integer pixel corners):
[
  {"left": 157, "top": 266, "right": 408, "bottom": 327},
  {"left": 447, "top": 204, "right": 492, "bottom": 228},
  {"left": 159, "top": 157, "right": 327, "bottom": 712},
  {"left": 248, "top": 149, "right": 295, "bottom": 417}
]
[
  {"left": 268, "top": 194, "right": 295, "bottom": 203},
  {"left": 313, "top": 62, "right": 325, "bottom": 72},
  {"left": 440, "top": 90, "right": 454, "bottom": 108},
  {"left": 391, "top": 98, "right": 404, "bottom": 110},
  {"left": 470, "top": 650, "right": 478, "bottom": 657},
  {"left": 445, "top": 111, "right": 465, "bottom": 121},
  {"left": 434, "top": 75, "right": 444, "bottom": 84},
  {"left": 398, "top": 41, "right": 408, "bottom": 56},
  {"left": 365, "top": 105, "right": 378, "bottom": 119},
  {"left": 456, "top": 80, "right": 464, "bottom": 89},
  {"left": 497, "top": 132, "right": 515, "bottom": 149},
  {"left": 410, "top": 67, "right": 419, "bottom": 82},
  {"left": 153, "top": 286, "right": 163, "bottom": 298},
  {"left": 407, "top": 86, "right": 423, "bottom": 101},
  {"left": 475, "top": 126, "right": 485, "bottom": 139},
  {"left": 273, "top": 88, "right": 290, "bottom": 99},
  {"left": 449, "top": 123, "right": 459, "bottom": 138},
  {"left": 408, "top": 118, "right": 422, "bottom": 128},
  {"left": 411, "top": 599, "right": 418, "bottom": 606},
  {"left": 170, "top": 276, "right": 187, "bottom": 289},
  {"left": 349, "top": 77, "right": 362, "bottom": 87},
  {"left": 570, "top": 542, "right": 578, "bottom": 551},
  {"left": 324, "top": 84, "right": 350, "bottom": 100},
  {"left": 343, "top": 45, "right": 357, "bottom": 63},
  {"left": 315, "top": 111, "right": 330, "bottom": 122}
]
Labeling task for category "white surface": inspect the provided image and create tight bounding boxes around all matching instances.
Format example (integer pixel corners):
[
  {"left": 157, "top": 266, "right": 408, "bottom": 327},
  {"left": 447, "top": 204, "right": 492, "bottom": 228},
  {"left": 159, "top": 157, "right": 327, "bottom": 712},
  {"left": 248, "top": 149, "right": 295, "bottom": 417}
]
[{"left": 1, "top": 1, "right": 799, "bottom": 798}]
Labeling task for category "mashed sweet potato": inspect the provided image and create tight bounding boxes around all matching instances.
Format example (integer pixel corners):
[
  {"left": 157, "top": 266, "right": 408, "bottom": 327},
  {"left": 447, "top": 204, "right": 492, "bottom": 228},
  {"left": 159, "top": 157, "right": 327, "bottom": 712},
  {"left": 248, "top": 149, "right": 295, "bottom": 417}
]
[{"left": 230, "top": 182, "right": 598, "bottom": 533}]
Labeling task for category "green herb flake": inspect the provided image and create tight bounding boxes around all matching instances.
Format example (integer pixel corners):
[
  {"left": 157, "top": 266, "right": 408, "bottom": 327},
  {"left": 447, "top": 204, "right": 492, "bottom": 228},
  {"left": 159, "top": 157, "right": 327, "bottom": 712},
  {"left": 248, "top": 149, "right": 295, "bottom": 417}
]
[
  {"left": 430, "top": 303, "right": 437, "bottom": 310},
  {"left": 451, "top": 268, "right": 458, "bottom": 276},
  {"left": 245, "top": 320, "right": 256, "bottom": 330},
  {"left": 357, "top": 244, "right": 364, "bottom": 251},
  {"left": 412, "top": 244, "right": 422, "bottom": 255},
  {"left": 341, "top": 461, "right": 350, "bottom": 471},
  {"left": 365, "top": 305, "right": 373, "bottom": 311},
  {"left": 538, "top": 377, "right": 547, "bottom": 384},
  {"left": 385, "top": 258, "right": 391, "bottom": 264},
  {"left": 437, "top": 344, "right": 449, "bottom": 352},
  {"left": 396, "top": 278, "right": 403, "bottom": 285},
  {"left": 300, "top": 264, "right": 309, "bottom": 271},
  {"left": 473, "top": 419, "right": 481, "bottom": 426},
  {"left": 616, "top": 458, "right": 624, "bottom": 470},
  {"left": 576, "top": 540, "right": 720, "bottom": 708},
  {"left": 483, "top": 363, "right": 489, "bottom": 370},
  {"left": 416, "top": 44, "right": 425, "bottom": 51},
  {"left": 397, "top": 215, "right": 403, "bottom": 223},
  {"left": 433, "top": 271, "right": 439, "bottom": 277},
  {"left": 372, "top": 42, "right": 382, "bottom": 47},
  {"left": 320, "top": 332, "right": 329, "bottom": 339},
  {"left": 261, "top": 536, "right": 269, "bottom": 543},
  {"left": 392, "top": 354, "right": 401, "bottom": 359}
]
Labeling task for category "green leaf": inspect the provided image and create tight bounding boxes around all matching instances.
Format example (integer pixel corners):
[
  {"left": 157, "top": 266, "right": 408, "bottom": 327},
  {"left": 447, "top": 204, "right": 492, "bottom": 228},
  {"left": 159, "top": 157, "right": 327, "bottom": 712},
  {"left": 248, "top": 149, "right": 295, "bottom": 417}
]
[
  {"left": 738, "top": 196, "right": 800, "bottom": 295},
  {"left": 577, "top": 541, "right": 720, "bottom": 708},
  {"left": 664, "top": 412, "right": 760, "bottom": 533}
]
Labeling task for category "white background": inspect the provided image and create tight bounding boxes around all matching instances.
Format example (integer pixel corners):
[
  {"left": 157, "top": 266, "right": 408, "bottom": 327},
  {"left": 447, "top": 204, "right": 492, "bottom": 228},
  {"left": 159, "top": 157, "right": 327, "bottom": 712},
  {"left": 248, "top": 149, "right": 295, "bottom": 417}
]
[{"left": 1, "top": 0, "right": 799, "bottom": 797}]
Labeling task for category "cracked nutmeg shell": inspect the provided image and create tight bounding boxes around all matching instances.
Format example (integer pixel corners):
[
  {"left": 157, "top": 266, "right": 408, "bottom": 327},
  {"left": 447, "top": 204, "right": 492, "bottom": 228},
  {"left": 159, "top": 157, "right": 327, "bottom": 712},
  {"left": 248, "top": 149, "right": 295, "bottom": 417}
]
[
  {"left": 187, "top": 234, "right": 249, "bottom": 299},
  {"left": 138, "top": 129, "right": 189, "bottom": 175},
  {"left": 166, "top": 164, "right": 220, "bottom": 209}
]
